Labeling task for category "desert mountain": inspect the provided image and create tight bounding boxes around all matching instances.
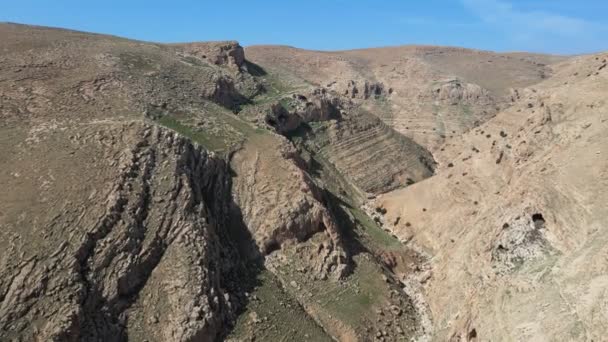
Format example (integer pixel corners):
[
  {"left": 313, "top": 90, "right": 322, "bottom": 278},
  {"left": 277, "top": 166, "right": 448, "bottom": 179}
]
[{"left": 0, "top": 22, "right": 606, "bottom": 341}]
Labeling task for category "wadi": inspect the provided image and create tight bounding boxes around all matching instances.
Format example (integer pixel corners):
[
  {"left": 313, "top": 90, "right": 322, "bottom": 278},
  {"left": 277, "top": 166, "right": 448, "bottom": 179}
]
[{"left": 0, "top": 22, "right": 607, "bottom": 341}]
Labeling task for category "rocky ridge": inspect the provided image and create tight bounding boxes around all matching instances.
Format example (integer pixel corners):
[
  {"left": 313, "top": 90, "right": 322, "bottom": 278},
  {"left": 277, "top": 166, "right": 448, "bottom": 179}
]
[
  {"left": 0, "top": 23, "right": 430, "bottom": 341},
  {"left": 0, "top": 123, "right": 248, "bottom": 341},
  {"left": 373, "top": 52, "right": 608, "bottom": 341},
  {"left": 2, "top": 22, "right": 606, "bottom": 342}
]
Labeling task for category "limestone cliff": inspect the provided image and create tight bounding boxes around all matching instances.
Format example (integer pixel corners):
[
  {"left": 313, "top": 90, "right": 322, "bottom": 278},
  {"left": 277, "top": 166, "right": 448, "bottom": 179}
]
[{"left": 0, "top": 123, "right": 247, "bottom": 341}]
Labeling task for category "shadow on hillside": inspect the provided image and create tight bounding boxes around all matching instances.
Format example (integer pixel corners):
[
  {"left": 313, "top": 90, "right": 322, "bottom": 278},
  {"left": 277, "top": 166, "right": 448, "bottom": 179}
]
[
  {"left": 323, "top": 190, "right": 372, "bottom": 259},
  {"left": 244, "top": 60, "right": 267, "bottom": 77},
  {"left": 216, "top": 166, "right": 266, "bottom": 340}
]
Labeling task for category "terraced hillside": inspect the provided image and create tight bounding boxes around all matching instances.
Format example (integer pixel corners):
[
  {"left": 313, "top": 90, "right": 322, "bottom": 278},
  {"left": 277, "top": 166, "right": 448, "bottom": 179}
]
[{"left": 289, "top": 106, "right": 435, "bottom": 195}]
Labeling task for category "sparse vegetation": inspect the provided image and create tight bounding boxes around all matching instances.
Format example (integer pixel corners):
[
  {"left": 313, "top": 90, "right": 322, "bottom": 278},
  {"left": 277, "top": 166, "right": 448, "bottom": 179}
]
[
  {"left": 156, "top": 115, "right": 228, "bottom": 151},
  {"left": 2, "top": 21, "right": 605, "bottom": 342},
  {"left": 227, "top": 270, "right": 332, "bottom": 341}
]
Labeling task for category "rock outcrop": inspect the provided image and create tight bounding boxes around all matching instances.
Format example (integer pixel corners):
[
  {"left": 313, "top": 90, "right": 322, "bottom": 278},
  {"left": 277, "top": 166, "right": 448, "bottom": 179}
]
[
  {"left": 0, "top": 123, "right": 248, "bottom": 341},
  {"left": 175, "top": 41, "right": 246, "bottom": 72},
  {"left": 322, "top": 109, "right": 436, "bottom": 194},
  {"left": 258, "top": 87, "right": 436, "bottom": 195},
  {"left": 264, "top": 88, "right": 344, "bottom": 134},
  {"left": 428, "top": 78, "right": 494, "bottom": 106},
  {"left": 491, "top": 212, "right": 553, "bottom": 275},
  {"left": 230, "top": 137, "right": 349, "bottom": 280},
  {"left": 343, "top": 80, "right": 390, "bottom": 99}
]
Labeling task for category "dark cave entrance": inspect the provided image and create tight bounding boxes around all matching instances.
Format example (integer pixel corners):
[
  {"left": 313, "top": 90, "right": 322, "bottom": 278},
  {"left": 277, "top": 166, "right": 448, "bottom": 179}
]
[{"left": 532, "top": 213, "right": 545, "bottom": 229}]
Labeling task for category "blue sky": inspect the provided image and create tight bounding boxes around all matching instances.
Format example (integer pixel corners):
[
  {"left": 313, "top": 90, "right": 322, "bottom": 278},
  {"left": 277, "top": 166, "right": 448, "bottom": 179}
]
[{"left": 2, "top": 0, "right": 607, "bottom": 54}]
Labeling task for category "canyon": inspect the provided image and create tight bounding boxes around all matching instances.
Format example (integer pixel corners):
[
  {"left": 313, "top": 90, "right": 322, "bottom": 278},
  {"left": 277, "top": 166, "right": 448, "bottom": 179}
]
[{"left": 0, "top": 23, "right": 607, "bottom": 341}]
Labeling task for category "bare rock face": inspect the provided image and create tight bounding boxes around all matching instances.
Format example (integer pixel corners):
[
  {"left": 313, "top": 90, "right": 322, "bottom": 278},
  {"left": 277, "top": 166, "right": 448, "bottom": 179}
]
[
  {"left": 428, "top": 78, "right": 494, "bottom": 106},
  {"left": 345, "top": 80, "right": 390, "bottom": 99},
  {"left": 291, "top": 88, "right": 344, "bottom": 124},
  {"left": 328, "top": 80, "right": 391, "bottom": 100},
  {"left": 260, "top": 87, "right": 435, "bottom": 195},
  {"left": 492, "top": 212, "right": 553, "bottom": 274},
  {"left": 0, "top": 123, "right": 248, "bottom": 341},
  {"left": 230, "top": 137, "right": 349, "bottom": 279},
  {"left": 290, "top": 106, "right": 436, "bottom": 195},
  {"left": 264, "top": 88, "right": 344, "bottom": 134},
  {"left": 176, "top": 41, "right": 246, "bottom": 71}
]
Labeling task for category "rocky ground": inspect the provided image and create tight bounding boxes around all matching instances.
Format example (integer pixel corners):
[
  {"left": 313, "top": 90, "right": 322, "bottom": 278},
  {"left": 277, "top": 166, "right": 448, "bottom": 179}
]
[
  {"left": 1, "top": 22, "right": 606, "bottom": 342},
  {"left": 246, "top": 45, "right": 565, "bottom": 151},
  {"left": 366, "top": 53, "right": 608, "bottom": 341}
]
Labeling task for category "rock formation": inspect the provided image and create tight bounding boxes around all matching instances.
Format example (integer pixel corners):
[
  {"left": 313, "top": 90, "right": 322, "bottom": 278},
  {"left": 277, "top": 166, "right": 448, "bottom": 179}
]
[
  {"left": 175, "top": 41, "right": 246, "bottom": 72},
  {"left": 342, "top": 80, "right": 390, "bottom": 99},
  {"left": 230, "top": 137, "right": 349, "bottom": 279},
  {"left": 263, "top": 88, "right": 343, "bottom": 134},
  {"left": 2, "top": 22, "right": 607, "bottom": 342},
  {"left": 0, "top": 123, "right": 247, "bottom": 341}
]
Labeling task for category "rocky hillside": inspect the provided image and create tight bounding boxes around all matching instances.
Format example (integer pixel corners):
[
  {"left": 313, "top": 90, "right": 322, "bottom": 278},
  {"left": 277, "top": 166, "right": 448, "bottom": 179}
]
[
  {"left": 1, "top": 123, "right": 246, "bottom": 341},
  {"left": 0, "top": 23, "right": 430, "bottom": 341},
  {"left": 1, "top": 22, "right": 606, "bottom": 342},
  {"left": 246, "top": 45, "right": 566, "bottom": 150},
  {"left": 240, "top": 87, "right": 435, "bottom": 195},
  {"left": 371, "top": 52, "right": 608, "bottom": 341}
]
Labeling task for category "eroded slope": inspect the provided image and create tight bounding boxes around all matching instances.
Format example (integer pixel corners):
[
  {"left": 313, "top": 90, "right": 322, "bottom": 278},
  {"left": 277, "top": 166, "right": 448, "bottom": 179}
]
[
  {"left": 246, "top": 45, "right": 565, "bottom": 150},
  {"left": 0, "top": 122, "right": 249, "bottom": 341},
  {"left": 0, "top": 23, "right": 434, "bottom": 342},
  {"left": 3, "top": 22, "right": 605, "bottom": 342},
  {"left": 373, "top": 52, "right": 608, "bottom": 341}
]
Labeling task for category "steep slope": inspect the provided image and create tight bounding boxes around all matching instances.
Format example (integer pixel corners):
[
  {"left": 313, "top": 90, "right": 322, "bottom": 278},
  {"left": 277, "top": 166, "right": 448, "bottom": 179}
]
[
  {"left": 246, "top": 45, "right": 565, "bottom": 150},
  {"left": 0, "top": 23, "right": 347, "bottom": 341},
  {"left": 4, "top": 22, "right": 607, "bottom": 342},
  {"left": 308, "top": 106, "right": 434, "bottom": 195},
  {"left": 239, "top": 86, "right": 436, "bottom": 196},
  {"left": 372, "top": 52, "right": 608, "bottom": 341},
  {"left": 0, "top": 23, "right": 434, "bottom": 342},
  {"left": 0, "top": 122, "right": 246, "bottom": 341},
  {"left": 230, "top": 133, "right": 349, "bottom": 279}
]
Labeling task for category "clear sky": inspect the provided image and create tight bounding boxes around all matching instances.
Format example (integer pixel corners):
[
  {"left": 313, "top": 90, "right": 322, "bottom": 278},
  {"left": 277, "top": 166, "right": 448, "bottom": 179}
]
[{"left": 2, "top": 0, "right": 607, "bottom": 54}]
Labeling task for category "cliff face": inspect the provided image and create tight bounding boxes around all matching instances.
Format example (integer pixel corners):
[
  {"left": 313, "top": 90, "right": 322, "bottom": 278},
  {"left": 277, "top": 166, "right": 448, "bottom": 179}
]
[
  {"left": 263, "top": 88, "right": 343, "bottom": 134},
  {"left": 373, "top": 52, "right": 608, "bottom": 341},
  {"left": 249, "top": 88, "right": 436, "bottom": 196},
  {"left": 175, "top": 41, "right": 246, "bottom": 72},
  {"left": 0, "top": 123, "right": 248, "bottom": 341},
  {"left": 4, "top": 23, "right": 605, "bottom": 342},
  {"left": 0, "top": 24, "right": 358, "bottom": 341},
  {"left": 230, "top": 136, "right": 349, "bottom": 280}
]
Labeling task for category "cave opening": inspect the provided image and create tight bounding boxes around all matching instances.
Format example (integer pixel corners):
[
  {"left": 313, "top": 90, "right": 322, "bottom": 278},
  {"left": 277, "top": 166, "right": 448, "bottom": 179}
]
[
  {"left": 468, "top": 328, "right": 477, "bottom": 340},
  {"left": 532, "top": 213, "right": 545, "bottom": 229},
  {"left": 266, "top": 117, "right": 277, "bottom": 127},
  {"left": 264, "top": 239, "right": 280, "bottom": 254}
]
